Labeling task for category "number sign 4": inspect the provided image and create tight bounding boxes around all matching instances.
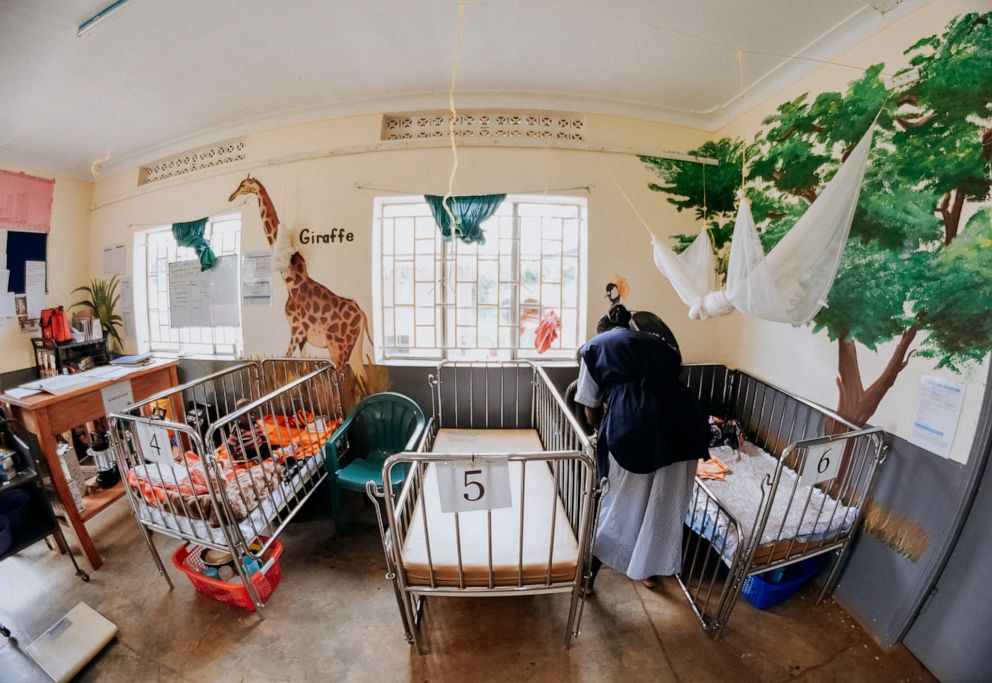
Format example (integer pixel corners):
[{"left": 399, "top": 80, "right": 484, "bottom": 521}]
[
  {"left": 435, "top": 458, "right": 512, "bottom": 514},
  {"left": 136, "top": 422, "right": 173, "bottom": 464},
  {"left": 798, "top": 442, "right": 842, "bottom": 488}
]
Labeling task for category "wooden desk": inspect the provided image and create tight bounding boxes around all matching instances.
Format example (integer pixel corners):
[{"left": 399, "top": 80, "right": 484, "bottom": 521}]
[{"left": 1, "top": 359, "right": 180, "bottom": 570}]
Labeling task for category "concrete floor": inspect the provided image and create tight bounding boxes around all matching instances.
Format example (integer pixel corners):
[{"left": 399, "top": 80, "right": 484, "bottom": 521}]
[{"left": 1, "top": 491, "right": 935, "bottom": 683}]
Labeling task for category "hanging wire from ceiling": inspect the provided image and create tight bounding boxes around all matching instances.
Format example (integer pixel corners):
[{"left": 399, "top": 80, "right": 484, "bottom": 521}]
[
  {"left": 90, "top": 70, "right": 133, "bottom": 177},
  {"left": 736, "top": 49, "right": 748, "bottom": 190},
  {"left": 440, "top": 3, "right": 467, "bottom": 228}
]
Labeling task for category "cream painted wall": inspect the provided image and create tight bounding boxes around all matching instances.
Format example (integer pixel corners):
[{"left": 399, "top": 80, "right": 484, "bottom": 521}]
[
  {"left": 89, "top": 113, "right": 740, "bottom": 369},
  {"left": 0, "top": 169, "right": 92, "bottom": 376},
  {"left": 712, "top": 0, "right": 990, "bottom": 463}
]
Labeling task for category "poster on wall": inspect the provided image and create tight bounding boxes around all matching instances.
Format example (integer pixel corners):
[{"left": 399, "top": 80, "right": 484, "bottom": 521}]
[
  {"left": 118, "top": 275, "right": 134, "bottom": 339},
  {"left": 241, "top": 251, "right": 272, "bottom": 305},
  {"left": 909, "top": 375, "right": 967, "bottom": 463},
  {"left": 24, "top": 260, "right": 46, "bottom": 319},
  {"left": 168, "top": 255, "right": 239, "bottom": 328},
  {"left": 102, "top": 244, "right": 126, "bottom": 275}
]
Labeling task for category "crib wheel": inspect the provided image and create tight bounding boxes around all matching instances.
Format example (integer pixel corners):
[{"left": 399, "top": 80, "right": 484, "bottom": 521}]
[
  {"left": 0, "top": 625, "right": 10, "bottom": 638},
  {"left": 78, "top": 571, "right": 91, "bottom": 582}
]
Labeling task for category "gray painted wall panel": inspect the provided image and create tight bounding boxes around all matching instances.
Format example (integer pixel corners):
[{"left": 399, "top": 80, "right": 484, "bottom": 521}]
[
  {"left": 903, "top": 448, "right": 992, "bottom": 681},
  {"left": 834, "top": 435, "right": 968, "bottom": 647}
]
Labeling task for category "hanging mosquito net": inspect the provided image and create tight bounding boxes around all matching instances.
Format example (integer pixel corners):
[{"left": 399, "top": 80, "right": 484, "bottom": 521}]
[{"left": 649, "top": 122, "right": 876, "bottom": 326}]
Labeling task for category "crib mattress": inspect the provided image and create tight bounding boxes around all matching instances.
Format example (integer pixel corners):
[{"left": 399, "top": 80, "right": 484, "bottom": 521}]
[
  {"left": 135, "top": 454, "right": 323, "bottom": 546},
  {"left": 400, "top": 429, "right": 580, "bottom": 587},
  {"left": 687, "top": 443, "right": 859, "bottom": 567}
]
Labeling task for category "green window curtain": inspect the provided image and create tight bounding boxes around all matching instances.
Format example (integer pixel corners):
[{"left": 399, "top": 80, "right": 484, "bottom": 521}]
[
  {"left": 424, "top": 194, "right": 506, "bottom": 246},
  {"left": 172, "top": 218, "right": 217, "bottom": 271}
]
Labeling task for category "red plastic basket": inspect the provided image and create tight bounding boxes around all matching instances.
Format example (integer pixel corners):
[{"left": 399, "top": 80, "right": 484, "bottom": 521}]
[{"left": 172, "top": 538, "right": 284, "bottom": 611}]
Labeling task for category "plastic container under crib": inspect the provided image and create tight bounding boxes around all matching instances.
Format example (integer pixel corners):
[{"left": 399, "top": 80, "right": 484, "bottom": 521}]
[
  {"left": 172, "top": 538, "right": 284, "bottom": 611},
  {"left": 741, "top": 555, "right": 826, "bottom": 610}
]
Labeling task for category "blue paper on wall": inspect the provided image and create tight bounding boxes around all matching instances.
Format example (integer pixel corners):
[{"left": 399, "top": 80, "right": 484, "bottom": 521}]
[{"left": 5, "top": 230, "right": 47, "bottom": 293}]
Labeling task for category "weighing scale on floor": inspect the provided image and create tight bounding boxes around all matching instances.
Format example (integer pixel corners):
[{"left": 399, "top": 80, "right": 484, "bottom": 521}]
[{"left": 22, "top": 602, "right": 117, "bottom": 682}]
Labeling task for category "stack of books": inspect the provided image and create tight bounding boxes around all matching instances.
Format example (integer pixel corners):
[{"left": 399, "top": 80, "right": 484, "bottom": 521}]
[{"left": 109, "top": 353, "right": 153, "bottom": 367}]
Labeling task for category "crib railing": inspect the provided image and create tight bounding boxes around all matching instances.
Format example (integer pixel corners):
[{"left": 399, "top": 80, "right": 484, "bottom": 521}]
[
  {"left": 108, "top": 358, "right": 342, "bottom": 615},
  {"left": 370, "top": 361, "right": 602, "bottom": 654},
  {"left": 430, "top": 360, "right": 535, "bottom": 429},
  {"left": 678, "top": 364, "right": 886, "bottom": 639}
]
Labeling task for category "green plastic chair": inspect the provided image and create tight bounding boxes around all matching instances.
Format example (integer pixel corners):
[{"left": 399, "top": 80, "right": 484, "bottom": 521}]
[{"left": 326, "top": 392, "right": 425, "bottom": 524}]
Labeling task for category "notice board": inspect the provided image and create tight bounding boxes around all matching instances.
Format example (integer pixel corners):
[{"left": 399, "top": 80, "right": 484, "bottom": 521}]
[{"left": 167, "top": 255, "right": 240, "bottom": 328}]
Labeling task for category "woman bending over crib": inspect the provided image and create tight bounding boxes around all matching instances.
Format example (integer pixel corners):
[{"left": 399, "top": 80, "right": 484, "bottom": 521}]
[{"left": 574, "top": 304, "right": 709, "bottom": 591}]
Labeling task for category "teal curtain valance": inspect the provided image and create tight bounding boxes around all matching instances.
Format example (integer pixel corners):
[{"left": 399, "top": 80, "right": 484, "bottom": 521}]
[
  {"left": 424, "top": 194, "right": 506, "bottom": 245},
  {"left": 172, "top": 218, "right": 216, "bottom": 271}
]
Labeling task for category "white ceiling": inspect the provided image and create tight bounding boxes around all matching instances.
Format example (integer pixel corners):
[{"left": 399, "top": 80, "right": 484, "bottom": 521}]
[{"left": 0, "top": 0, "right": 923, "bottom": 179}]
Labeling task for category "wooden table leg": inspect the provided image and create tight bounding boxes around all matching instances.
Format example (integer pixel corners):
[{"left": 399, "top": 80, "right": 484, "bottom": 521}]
[
  {"left": 30, "top": 412, "right": 103, "bottom": 570},
  {"left": 52, "top": 529, "right": 69, "bottom": 554}
]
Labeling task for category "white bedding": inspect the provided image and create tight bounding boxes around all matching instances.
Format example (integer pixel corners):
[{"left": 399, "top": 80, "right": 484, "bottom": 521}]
[
  {"left": 135, "top": 455, "right": 323, "bottom": 546},
  {"left": 687, "top": 442, "right": 858, "bottom": 566},
  {"left": 400, "top": 429, "right": 579, "bottom": 587}
]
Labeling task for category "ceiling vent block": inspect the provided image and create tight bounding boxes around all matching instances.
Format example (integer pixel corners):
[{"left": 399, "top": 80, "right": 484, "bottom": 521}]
[
  {"left": 381, "top": 110, "right": 585, "bottom": 142},
  {"left": 139, "top": 138, "right": 246, "bottom": 185}
]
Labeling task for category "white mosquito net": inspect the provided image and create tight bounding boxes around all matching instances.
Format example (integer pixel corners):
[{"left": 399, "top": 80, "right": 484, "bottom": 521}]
[{"left": 651, "top": 122, "right": 876, "bottom": 326}]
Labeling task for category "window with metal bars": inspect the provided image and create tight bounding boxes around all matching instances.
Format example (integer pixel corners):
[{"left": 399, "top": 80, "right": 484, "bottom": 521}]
[
  {"left": 372, "top": 195, "right": 587, "bottom": 362},
  {"left": 133, "top": 216, "right": 243, "bottom": 357}
]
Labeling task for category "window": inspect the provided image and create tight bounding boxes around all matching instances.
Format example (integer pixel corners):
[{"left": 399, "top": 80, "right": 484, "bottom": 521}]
[
  {"left": 373, "top": 195, "right": 587, "bottom": 362},
  {"left": 133, "top": 215, "right": 243, "bottom": 357}
]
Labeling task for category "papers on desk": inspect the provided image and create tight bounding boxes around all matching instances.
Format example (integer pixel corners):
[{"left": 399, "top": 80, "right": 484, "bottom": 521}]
[
  {"left": 22, "top": 374, "right": 100, "bottom": 396},
  {"left": 3, "top": 386, "right": 43, "bottom": 400},
  {"left": 79, "top": 365, "right": 136, "bottom": 381}
]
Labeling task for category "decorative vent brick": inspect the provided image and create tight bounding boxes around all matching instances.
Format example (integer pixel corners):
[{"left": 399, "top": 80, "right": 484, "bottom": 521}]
[
  {"left": 139, "top": 138, "right": 246, "bottom": 185},
  {"left": 381, "top": 110, "right": 585, "bottom": 142}
]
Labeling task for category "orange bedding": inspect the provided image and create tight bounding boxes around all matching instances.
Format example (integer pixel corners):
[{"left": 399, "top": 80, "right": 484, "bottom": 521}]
[{"left": 256, "top": 412, "right": 339, "bottom": 459}]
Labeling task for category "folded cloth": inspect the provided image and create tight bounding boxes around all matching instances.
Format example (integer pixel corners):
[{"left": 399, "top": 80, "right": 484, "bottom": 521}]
[{"left": 697, "top": 455, "right": 732, "bottom": 481}]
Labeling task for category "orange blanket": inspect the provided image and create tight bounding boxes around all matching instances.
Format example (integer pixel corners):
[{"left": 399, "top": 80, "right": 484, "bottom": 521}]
[
  {"left": 191, "top": 415, "right": 334, "bottom": 464},
  {"left": 256, "top": 412, "right": 339, "bottom": 459},
  {"left": 697, "top": 456, "right": 732, "bottom": 481}
]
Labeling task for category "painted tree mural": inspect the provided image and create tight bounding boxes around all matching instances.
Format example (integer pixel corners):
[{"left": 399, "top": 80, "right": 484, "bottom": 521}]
[{"left": 642, "top": 12, "right": 992, "bottom": 426}]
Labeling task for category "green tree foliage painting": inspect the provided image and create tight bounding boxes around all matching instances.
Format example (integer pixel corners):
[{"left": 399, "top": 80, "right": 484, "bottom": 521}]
[{"left": 641, "top": 12, "right": 992, "bottom": 425}]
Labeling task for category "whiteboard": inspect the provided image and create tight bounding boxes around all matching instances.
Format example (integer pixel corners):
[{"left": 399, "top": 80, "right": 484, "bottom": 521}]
[{"left": 168, "top": 255, "right": 240, "bottom": 328}]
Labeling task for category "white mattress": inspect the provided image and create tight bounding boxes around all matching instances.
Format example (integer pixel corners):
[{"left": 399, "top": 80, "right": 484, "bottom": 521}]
[
  {"left": 135, "top": 455, "right": 323, "bottom": 546},
  {"left": 400, "top": 428, "right": 579, "bottom": 587},
  {"left": 687, "top": 443, "right": 859, "bottom": 566}
]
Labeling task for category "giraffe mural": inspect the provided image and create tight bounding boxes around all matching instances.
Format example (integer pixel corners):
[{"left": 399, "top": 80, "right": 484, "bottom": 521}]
[{"left": 229, "top": 175, "right": 371, "bottom": 395}]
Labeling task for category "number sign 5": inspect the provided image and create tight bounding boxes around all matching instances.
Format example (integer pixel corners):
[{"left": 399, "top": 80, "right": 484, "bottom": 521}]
[
  {"left": 436, "top": 459, "right": 512, "bottom": 514},
  {"left": 798, "top": 442, "right": 842, "bottom": 487}
]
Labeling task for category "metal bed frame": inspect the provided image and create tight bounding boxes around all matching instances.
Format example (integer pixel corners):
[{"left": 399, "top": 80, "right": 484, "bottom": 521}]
[
  {"left": 108, "top": 358, "right": 342, "bottom": 615},
  {"left": 678, "top": 363, "right": 886, "bottom": 639},
  {"left": 368, "top": 361, "right": 605, "bottom": 654}
]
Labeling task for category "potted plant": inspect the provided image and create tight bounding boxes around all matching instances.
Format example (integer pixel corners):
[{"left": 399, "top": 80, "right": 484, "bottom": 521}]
[{"left": 72, "top": 276, "right": 124, "bottom": 351}]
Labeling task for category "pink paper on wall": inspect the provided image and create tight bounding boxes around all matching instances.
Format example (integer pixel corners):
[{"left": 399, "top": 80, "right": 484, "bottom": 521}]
[{"left": 0, "top": 170, "right": 55, "bottom": 233}]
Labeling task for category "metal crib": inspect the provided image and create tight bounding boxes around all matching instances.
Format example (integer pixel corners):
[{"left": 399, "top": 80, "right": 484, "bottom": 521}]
[
  {"left": 108, "top": 358, "right": 342, "bottom": 615},
  {"left": 368, "top": 361, "right": 605, "bottom": 654},
  {"left": 678, "top": 364, "right": 886, "bottom": 639}
]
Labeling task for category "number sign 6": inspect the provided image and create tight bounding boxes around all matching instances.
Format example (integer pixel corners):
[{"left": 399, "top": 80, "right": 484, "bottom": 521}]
[
  {"left": 799, "top": 442, "right": 842, "bottom": 487},
  {"left": 436, "top": 459, "right": 512, "bottom": 514}
]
